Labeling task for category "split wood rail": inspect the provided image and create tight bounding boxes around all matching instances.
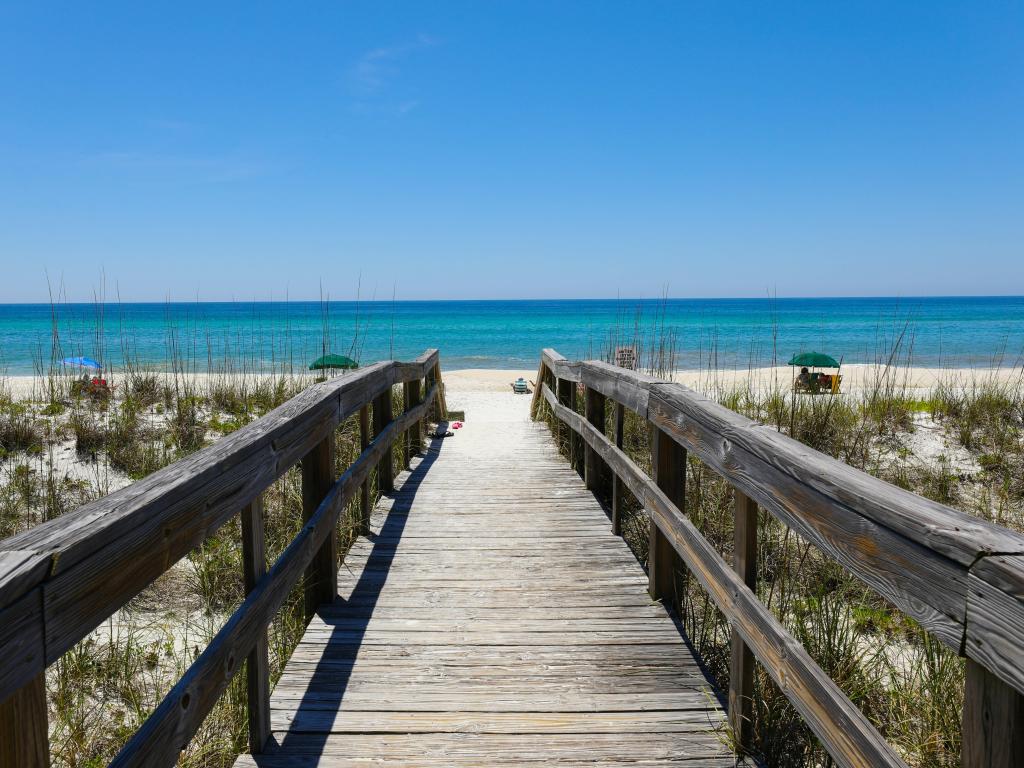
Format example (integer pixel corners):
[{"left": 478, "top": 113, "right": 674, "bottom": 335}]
[
  {"left": 0, "top": 350, "right": 445, "bottom": 768},
  {"left": 531, "top": 348, "right": 1024, "bottom": 768}
]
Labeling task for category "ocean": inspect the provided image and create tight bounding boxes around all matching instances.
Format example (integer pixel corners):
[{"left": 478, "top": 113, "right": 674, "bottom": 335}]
[{"left": 0, "top": 297, "right": 1022, "bottom": 375}]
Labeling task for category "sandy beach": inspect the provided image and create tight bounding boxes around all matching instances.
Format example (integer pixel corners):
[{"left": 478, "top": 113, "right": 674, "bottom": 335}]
[{"left": 3, "top": 363, "right": 1022, "bottom": 401}]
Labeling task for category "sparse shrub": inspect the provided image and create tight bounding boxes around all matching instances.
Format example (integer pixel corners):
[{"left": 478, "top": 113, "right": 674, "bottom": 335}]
[
  {"left": 0, "top": 408, "right": 43, "bottom": 453},
  {"left": 70, "top": 410, "right": 105, "bottom": 455}
]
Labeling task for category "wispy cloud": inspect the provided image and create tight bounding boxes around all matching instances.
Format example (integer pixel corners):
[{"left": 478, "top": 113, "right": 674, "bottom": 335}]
[{"left": 348, "top": 33, "right": 439, "bottom": 114}]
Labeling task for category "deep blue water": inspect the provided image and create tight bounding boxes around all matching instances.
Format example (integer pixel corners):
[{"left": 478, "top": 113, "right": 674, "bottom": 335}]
[{"left": 0, "top": 297, "right": 1021, "bottom": 374}]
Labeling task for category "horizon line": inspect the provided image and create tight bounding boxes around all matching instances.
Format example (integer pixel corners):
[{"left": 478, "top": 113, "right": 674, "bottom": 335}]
[{"left": 1, "top": 293, "right": 1023, "bottom": 306}]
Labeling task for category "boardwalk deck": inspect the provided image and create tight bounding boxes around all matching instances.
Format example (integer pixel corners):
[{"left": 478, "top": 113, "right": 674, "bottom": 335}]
[{"left": 235, "top": 394, "right": 731, "bottom": 766}]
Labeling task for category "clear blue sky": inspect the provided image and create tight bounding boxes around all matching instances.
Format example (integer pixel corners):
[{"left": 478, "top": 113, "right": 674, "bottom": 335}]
[{"left": 1, "top": 2, "right": 1021, "bottom": 302}]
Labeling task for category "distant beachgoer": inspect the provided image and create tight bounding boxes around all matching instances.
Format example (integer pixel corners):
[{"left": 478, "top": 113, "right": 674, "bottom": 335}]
[{"left": 796, "top": 367, "right": 810, "bottom": 388}]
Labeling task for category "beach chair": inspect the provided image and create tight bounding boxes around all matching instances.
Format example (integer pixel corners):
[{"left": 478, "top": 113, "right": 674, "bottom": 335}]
[{"left": 512, "top": 378, "right": 529, "bottom": 394}]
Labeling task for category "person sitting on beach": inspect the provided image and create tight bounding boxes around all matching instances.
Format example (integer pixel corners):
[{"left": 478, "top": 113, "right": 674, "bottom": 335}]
[{"left": 796, "top": 367, "right": 810, "bottom": 389}]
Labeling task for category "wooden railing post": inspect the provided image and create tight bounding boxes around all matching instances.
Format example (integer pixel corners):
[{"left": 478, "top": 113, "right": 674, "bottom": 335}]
[
  {"left": 611, "top": 402, "right": 625, "bottom": 535},
  {"left": 426, "top": 365, "right": 438, "bottom": 422},
  {"left": 241, "top": 496, "right": 270, "bottom": 754},
  {"left": 401, "top": 382, "right": 412, "bottom": 469},
  {"left": 730, "top": 489, "right": 758, "bottom": 755},
  {"left": 359, "top": 405, "right": 371, "bottom": 533},
  {"left": 962, "top": 658, "right": 1024, "bottom": 768},
  {"left": 373, "top": 388, "right": 394, "bottom": 493},
  {"left": 584, "top": 386, "right": 610, "bottom": 499},
  {"left": 649, "top": 425, "right": 684, "bottom": 614},
  {"left": 0, "top": 673, "right": 49, "bottom": 768},
  {"left": 556, "top": 378, "right": 583, "bottom": 475},
  {"left": 301, "top": 435, "right": 337, "bottom": 621},
  {"left": 407, "top": 378, "right": 422, "bottom": 458}
]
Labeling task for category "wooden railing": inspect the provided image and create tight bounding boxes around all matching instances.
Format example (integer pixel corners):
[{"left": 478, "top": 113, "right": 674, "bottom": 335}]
[
  {"left": 531, "top": 349, "right": 1024, "bottom": 768},
  {"left": 0, "top": 350, "right": 445, "bottom": 768}
]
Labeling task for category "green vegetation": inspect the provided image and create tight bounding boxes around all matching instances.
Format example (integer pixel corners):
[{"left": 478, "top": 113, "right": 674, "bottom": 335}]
[{"left": 537, "top": 332, "right": 1023, "bottom": 768}]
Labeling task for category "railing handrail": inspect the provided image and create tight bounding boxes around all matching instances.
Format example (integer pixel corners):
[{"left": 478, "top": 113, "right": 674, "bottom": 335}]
[
  {"left": 534, "top": 348, "right": 1024, "bottom": 767},
  {"left": 0, "top": 349, "right": 443, "bottom": 766}
]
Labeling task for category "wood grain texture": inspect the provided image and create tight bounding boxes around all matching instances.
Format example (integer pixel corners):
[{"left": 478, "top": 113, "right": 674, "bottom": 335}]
[
  {"left": 541, "top": 381, "right": 907, "bottom": 768},
  {"left": 612, "top": 402, "right": 625, "bottom": 536},
  {"left": 0, "top": 672, "right": 48, "bottom": 768},
  {"left": 730, "top": 489, "right": 758, "bottom": 754},
  {"left": 301, "top": 436, "right": 337, "bottom": 621},
  {"left": 109, "top": 387, "right": 438, "bottom": 768},
  {"left": 241, "top": 498, "right": 270, "bottom": 755},
  {"left": 0, "top": 351, "right": 441, "bottom": 706},
  {"left": 537, "top": 349, "right": 1024, "bottom": 699},
  {"left": 232, "top": 389, "right": 729, "bottom": 766},
  {"left": 962, "top": 658, "right": 1024, "bottom": 768},
  {"left": 650, "top": 426, "right": 684, "bottom": 613}
]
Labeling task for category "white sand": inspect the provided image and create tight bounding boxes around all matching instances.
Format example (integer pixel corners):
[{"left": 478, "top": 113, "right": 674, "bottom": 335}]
[
  {"left": 3, "top": 363, "right": 1021, "bottom": 401},
  {"left": 440, "top": 364, "right": 1023, "bottom": 398}
]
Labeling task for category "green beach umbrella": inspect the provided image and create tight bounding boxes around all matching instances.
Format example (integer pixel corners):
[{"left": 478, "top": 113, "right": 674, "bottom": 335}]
[
  {"left": 309, "top": 353, "right": 358, "bottom": 371},
  {"left": 787, "top": 352, "right": 841, "bottom": 368}
]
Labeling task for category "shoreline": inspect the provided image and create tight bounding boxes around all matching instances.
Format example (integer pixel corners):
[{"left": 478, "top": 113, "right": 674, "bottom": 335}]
[{"left": 2, "top": 362, "right": 1022, "bottom": 399}]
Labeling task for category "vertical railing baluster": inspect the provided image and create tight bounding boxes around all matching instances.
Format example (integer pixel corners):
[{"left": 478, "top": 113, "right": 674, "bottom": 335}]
[
  {"left": 301, "top": 435, "right": 337, "bottom": 621},
  {"left": 962, "top": 658, "right": 1024, "bottom": 768},
  {"left": 649, "top": 425, "right": 684, "bottom": 615},
  {"left": 401, "top": 382, "right": 411, "bottom": 469},
  {"left": 730, "top": 489, "right": 758, "bottom": 755},
  {"left": 556, "top": 377, "right": 575, "bottom": 467},
  {"left": 584, "top": 386, "right": 609, "bottom": 499},
  {"left": 241, "top": 496, "right": 270, "bottom": 754},
  {"left": 0, "top": 672, "right": 49, "bottom": 768},
  {"left": 359, "top": 405, "right": 371, "bottom": 533},
  {"left": 611, "top": 402, "right": 625, "bottom": 535},
  {"left": 407, "top": 378, "right": 422, "bottom": 458},
  {"left": 373, "top": 388, "right": 394, "bottom": 493}
]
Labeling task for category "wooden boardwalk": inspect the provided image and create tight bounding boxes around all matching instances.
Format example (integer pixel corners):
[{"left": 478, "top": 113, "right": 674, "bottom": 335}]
[{"left": 236, "top": 394, "right": 731, "bottom": 766}]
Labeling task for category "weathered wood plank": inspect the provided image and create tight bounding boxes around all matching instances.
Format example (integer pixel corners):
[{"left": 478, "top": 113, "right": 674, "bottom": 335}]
[
  {"left": 240, "top": 498, "right": 270, "bottom": 755},
  {"left": 730, "top": 489, "right": 757, "bottom": 754},
  {"left": 301, "top": 436, "right": 336, "bottom": 621},
  {"left": 541, "top": 381, "right": 906, "bottom": 767},
  {"left": 107, "top": 387, "right": 437, "bottom": 767},
  {"left": 962, "top": 658, "right": 1024, "bottom": 768},
  {"left": 0, "top": 671, "right": 48, "bottom": 768},
  {"left": 242, "top": 384, "right": 730, "bottom": 767}
]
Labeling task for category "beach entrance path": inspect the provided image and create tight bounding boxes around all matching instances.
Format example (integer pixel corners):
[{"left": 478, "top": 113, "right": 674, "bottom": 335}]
[{"left": 234, "top": 391, "right": 732, "bottom": 767}]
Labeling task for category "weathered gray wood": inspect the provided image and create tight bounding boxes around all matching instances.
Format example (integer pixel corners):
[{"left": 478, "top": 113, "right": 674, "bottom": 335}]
[
  {"left": 236, "top": 389, "right": 729, "bottom": 767},
  {"left": 577, "top": 360, "right": 660, "bottom": 418},
  {"left": 584, "top": 386, "right": 609, "bottom": 498},
  {"left": 540, "top": 381, "right": 907, "bottom": 768},
  {"left": 407, "top": 378, "right": 422, "bottom": 457},
  {"left": 542, "top": 348, "right": 581, "bottom": 382},
  {"left": 241, "top": 497, "right": 270, "bottom": 755},
  {"left": 650, "top": 425, "right": 683, "bottom": 614},
  {"left": 302, "top": 435, "right": 337, "bottom": 621},
  {"left": 730, "top": 489, "right": 757, "bottom": 755},
  {"left": 611, "top": 402, "right": 625, "bottom": 535},
  {"left": 358, "top": 405, "right": 370, "bottom": 533},
  {"left": 373, "top": 388, "right": 394, "bottom": 494},
  {"left": 0, "top": 588, "right": 45, "bottom": 712},
  {"left": 964, "top": 555, "right": 1024, "bottom": 697},
  {"left": 647, "top": 385, "right": 968, "bottom": 652},
  {"left": 0, "top": 672, "right": 48, "bottom": 768},
  {"left": 0, "top": 355, "right": 443, "bottom": 696},
  {"left": 555, "top": 376, "right": 580, "bottom": 475},
  {"left": 962, "top": 658, "right": 1024, "bottom": 768},
  {"left": 529, "top": 360, "right": 547, "bottom": 419},
  {"left": 109, "top": 388, "right": 437, "bottom": 768}
]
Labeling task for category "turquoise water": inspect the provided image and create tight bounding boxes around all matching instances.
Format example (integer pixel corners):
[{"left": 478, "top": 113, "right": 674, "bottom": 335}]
[{"left": 0, "top": 297, "right": 1021, "bottom": 374}]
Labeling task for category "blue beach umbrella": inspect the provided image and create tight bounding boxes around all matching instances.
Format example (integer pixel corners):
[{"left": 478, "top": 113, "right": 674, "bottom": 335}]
[{"left": 61, "top": 356, "right": 103, "bottom": 370}]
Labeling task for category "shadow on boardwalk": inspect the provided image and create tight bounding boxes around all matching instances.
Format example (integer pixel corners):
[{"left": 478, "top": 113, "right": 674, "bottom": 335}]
[{"left": 266, "top": 437, "right": 445, "bottom": 758}]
